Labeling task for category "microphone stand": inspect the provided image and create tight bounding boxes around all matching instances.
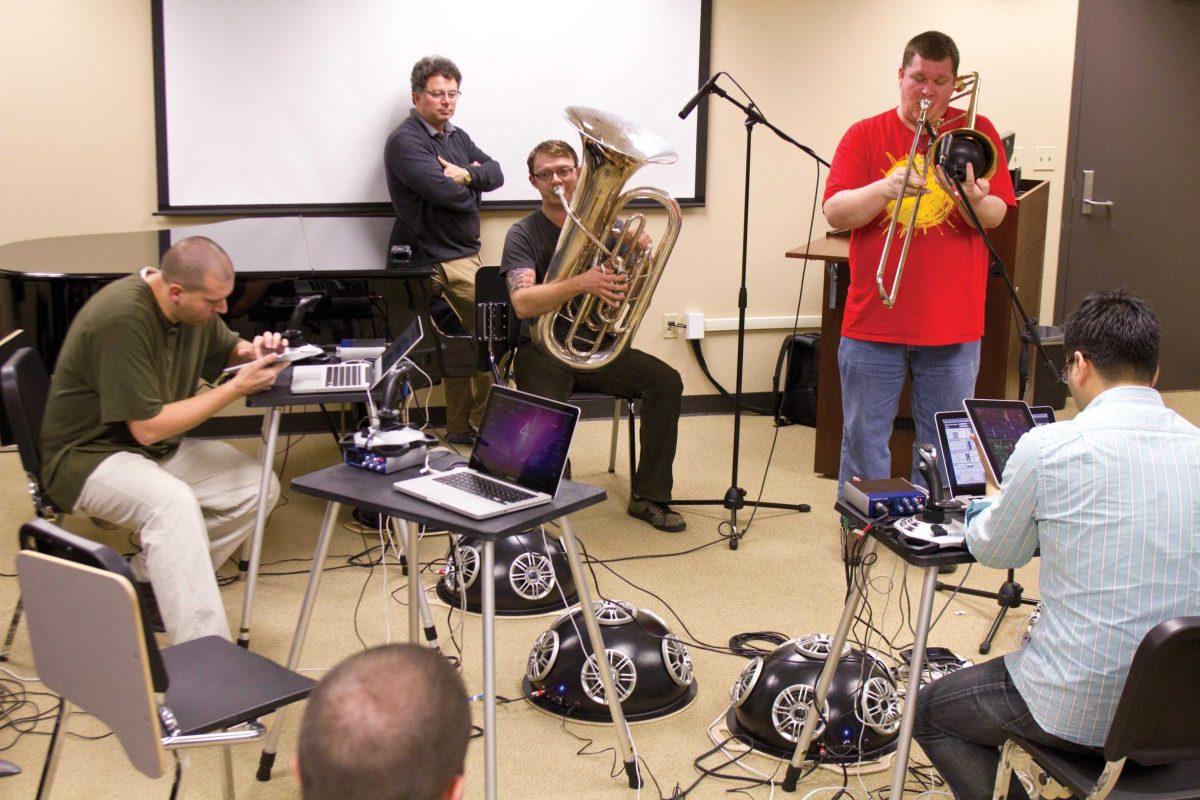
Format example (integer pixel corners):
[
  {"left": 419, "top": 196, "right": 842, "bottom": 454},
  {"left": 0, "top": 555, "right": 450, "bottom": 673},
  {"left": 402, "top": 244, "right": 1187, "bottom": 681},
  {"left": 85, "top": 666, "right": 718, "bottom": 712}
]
[
  {"left": 935, "top": 166, "right": 1059, "bottom": 654},
  {"left": 671, "top": 79, "right": 828, "bottom": 549}
]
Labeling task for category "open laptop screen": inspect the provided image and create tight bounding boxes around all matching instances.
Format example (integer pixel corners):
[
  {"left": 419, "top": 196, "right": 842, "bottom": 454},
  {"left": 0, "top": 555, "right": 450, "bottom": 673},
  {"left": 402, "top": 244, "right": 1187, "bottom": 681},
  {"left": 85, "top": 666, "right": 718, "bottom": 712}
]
[
  {"left": 470, "top": 387, "right": 578, "bottom": 496},
  {"left": 370, "top": 316, "right": 423, "bottom": 390}
]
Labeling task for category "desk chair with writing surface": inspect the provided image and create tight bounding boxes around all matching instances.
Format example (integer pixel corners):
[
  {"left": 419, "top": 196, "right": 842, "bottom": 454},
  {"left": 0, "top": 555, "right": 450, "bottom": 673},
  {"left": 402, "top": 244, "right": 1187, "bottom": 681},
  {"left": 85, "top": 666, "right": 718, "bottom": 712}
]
[
  {"left": 16, "top": 519, "right": 314, "bottom": 800},
  {"left": 993, "top": 616, "right": 1200, "bottom": 800},
  {"left": 474, "top": 265, "right": 638, "bottom": 491}
]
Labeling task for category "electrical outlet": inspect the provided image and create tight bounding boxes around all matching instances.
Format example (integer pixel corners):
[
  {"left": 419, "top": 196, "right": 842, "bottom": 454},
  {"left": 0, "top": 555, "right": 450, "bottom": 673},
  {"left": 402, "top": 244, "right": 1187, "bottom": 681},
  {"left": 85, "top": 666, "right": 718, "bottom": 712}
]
[
  {"left": 662, "top": 313, "right": 680, "bottom": 338},
  {"left": 1035, "top": 146, "right": 1055, "bottom": 172},
  {"left": 1009, "top": 146, "right": 1024, "bottom": 170}
]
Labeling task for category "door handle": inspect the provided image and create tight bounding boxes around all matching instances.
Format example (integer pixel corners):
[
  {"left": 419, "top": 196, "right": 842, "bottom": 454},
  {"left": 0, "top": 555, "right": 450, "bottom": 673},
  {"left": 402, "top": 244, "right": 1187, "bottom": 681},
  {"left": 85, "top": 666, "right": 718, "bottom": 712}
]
[{"left": 1081, "top": 170, "right": 1114, "bottom": 215}]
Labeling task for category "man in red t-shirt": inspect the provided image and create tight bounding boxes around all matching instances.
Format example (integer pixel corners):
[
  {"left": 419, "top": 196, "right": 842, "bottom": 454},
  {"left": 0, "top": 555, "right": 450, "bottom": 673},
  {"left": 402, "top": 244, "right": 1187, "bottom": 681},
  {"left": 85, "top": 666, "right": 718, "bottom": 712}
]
[{"left": 823, "top": 31, "right": 1016, "bottom": 491}]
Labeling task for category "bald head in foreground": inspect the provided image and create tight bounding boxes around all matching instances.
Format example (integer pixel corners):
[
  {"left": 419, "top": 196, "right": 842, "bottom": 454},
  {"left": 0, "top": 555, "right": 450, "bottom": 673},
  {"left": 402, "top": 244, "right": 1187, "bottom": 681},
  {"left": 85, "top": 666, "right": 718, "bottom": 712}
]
[{"left": 297, "top": 644, "right": 471, "bottom": 800}]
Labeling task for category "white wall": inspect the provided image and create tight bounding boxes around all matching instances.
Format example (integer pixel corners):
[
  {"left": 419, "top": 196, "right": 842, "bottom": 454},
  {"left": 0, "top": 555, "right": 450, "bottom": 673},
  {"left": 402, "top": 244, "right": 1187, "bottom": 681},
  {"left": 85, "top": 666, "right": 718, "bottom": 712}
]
[{"left": 0, "top": 0, "right": 1079, "bottom": 396}]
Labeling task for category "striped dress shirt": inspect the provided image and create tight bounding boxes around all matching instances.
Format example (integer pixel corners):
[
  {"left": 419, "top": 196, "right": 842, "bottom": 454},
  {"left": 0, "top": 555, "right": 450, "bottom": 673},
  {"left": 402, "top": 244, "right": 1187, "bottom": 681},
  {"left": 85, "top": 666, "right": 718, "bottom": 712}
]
[{"left": 965, "top": 386, "right": 1200, "bottom": 746}]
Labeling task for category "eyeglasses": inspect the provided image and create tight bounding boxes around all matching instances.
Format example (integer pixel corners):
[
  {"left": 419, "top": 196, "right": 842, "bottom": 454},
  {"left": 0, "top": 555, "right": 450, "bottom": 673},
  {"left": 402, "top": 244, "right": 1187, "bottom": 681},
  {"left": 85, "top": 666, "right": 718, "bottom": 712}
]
[
  {"left": 532, "top": 166, "right": 577, "bottom": 182},
  {"left": 1060, "top": 351, "right": 1086, "bottom": 384},
  {"left": 422, "top": 90, "right": 461, "bottom": 101}
]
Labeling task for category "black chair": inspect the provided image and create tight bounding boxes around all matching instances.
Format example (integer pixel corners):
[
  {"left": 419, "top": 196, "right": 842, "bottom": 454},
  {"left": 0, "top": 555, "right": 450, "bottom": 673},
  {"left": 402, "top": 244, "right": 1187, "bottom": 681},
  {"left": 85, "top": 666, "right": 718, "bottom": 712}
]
[
  {"left": 16, "top": 519, "right": 315, "bottom": 799},
  {"left": 0, "top": 347, "right": 56, "bottom": 662},
  {"left": 993, "top": 616, "right": 1200, "bottom": 800},
  {"left": 1, "top": 347, "right": 56, "bottom": 521},
  {"left": 473, "top": 266, "right": 638, "bottom": 490}
]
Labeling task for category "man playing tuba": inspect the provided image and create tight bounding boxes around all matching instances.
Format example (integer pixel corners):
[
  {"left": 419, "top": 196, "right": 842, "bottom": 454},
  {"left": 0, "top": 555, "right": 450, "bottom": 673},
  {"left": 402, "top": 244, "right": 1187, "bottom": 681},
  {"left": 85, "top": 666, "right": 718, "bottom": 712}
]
[{"left": 501, "top": 140, "right": 686, "bottom": 533}]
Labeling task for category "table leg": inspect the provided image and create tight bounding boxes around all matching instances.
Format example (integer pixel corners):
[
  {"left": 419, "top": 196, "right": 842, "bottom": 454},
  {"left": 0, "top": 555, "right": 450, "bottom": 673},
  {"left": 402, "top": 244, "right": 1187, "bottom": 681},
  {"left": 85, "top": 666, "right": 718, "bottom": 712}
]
[
  {"left": 403, "top": 518, "right": 421, "bottom": 642},
  {"left": 389, "top": 517, "right": 440, "bottom": 649},
  {"left": 782, "top": 536, "right": 880, "bottom": 791},
  {"left": 888, "top": 565, "right": 941, "bottom": 800},
  {"left": 237, "top": 407, "right": 281, "bottom": 649},
  {"left": 256, "top": 500, "right": 340, "bottom": 782},
  {"left": 482, "top": 539, "right": 498, "bottom": 800},
  {"left": 556, "top": 516, "right": 641, "bottom": 789}
]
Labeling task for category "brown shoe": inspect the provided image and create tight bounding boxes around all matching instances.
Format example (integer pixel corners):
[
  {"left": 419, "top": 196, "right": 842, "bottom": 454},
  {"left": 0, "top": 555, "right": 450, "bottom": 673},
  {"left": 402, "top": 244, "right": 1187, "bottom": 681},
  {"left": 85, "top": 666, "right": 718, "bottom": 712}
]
[{"left": 627, "top": 498, "right": 686, "bottom": 533}]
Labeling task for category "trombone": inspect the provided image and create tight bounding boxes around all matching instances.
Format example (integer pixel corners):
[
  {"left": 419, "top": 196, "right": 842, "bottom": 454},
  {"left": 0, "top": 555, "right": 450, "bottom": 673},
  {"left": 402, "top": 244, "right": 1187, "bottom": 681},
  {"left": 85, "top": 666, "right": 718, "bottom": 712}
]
[{"left": 875, "top": 72, "right": 998, "bottom": 309}]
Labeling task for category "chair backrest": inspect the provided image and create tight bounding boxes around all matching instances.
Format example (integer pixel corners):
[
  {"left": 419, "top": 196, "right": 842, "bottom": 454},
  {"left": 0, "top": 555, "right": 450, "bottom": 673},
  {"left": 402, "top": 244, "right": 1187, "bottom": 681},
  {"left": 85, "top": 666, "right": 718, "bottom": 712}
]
[
  {"left": 474, "top": 266, "right": 520, "bottom": 378},
  {"left": 17, "top": 541, "right": 166, "bottom": 778},
  {"left": 0, "top": 329, "right": 33, "bottom": 447},
  {"left": 1104, "top": 616, "right": 1200, "bottom": 765},
  {"left": 0, "top": 346, "right": 49, "bottom": 480},
  {"left": 18, "top": 519, "right": 168, "bottom": 689}
]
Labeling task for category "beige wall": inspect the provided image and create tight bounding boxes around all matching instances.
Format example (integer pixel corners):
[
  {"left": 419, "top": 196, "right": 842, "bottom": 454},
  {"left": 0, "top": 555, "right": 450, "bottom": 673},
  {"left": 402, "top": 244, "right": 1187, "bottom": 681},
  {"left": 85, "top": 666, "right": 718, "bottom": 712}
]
[{"left": 0, "top": 0, "right": 1078, "bottom": 396}]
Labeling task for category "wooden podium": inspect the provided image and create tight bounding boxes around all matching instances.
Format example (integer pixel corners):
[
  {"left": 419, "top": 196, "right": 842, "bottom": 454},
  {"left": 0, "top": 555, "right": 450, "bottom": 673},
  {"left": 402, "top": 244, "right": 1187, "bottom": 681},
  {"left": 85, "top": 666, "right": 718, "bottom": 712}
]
[{"left": 789, "top": 179, "right": 1051, "bottom": 478}]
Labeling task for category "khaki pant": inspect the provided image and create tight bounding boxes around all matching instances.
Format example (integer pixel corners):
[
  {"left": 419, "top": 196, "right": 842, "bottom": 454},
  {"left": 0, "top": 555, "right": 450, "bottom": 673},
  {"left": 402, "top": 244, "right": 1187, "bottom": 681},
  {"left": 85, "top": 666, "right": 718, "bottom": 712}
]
[
  {"left": 75, "top": 439, "right": 279, "bottom": 643},
  {"left": 434, "top": 253, "right": 493, "bottom": 433}
]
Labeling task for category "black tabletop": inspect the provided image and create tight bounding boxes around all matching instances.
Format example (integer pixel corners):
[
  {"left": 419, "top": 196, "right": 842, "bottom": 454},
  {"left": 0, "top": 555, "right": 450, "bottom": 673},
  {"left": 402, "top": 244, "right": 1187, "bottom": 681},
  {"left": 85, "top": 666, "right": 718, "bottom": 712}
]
[
  {"left": 838, "top": 502, "right": 977, "bottom": 568},
  {"left": 291, "top": 462, "right": 607, "bottom": 540}
]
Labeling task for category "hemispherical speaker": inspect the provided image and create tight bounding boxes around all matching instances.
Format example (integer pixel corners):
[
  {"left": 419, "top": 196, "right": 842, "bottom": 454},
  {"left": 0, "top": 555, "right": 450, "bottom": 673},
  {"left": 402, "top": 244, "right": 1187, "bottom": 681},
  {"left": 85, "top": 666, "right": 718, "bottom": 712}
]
[
  {"left": 523, "top": 600, "right": 699, "bottom": 722},
  {"left": 725, "top": 634, "right": 900, "bottom": 762},
  {"left": 435, "top": 530, "right": 578, "bottom": 617}
]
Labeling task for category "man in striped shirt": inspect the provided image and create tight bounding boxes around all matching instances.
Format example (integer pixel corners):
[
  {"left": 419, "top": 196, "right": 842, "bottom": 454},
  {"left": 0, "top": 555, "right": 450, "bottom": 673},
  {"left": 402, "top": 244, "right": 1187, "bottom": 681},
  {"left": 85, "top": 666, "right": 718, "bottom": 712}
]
[{"left": 914, "top": 291, "right": 1200, "bottom": 800}]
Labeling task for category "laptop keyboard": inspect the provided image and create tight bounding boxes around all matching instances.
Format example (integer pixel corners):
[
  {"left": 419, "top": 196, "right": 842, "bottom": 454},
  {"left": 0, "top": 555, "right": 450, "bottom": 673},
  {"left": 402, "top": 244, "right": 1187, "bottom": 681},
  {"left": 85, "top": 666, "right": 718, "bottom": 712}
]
[
  {"left": 434, "top": 472, "right": 536, "bottom": 504},
  {"left": 324, "top": 363, "right": 369, "bottom": 388}
]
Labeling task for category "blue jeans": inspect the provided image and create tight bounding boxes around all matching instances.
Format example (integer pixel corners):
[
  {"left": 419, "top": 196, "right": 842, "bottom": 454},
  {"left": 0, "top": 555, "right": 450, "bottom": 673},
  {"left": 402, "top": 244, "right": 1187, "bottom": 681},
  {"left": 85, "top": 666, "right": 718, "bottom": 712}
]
[
  {"left": 913, "top": 658, "right": 1102, "bottom": 800},
  {"left": 837, "top": 336, "right": 981, "bottom": 492}
]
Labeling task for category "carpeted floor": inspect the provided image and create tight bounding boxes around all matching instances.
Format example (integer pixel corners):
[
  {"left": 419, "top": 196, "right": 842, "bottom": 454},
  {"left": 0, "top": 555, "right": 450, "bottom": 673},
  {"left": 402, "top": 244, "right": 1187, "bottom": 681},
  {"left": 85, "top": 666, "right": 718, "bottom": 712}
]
[{"left": 2, "top": 391, "right": 1197, "bottom": 799}]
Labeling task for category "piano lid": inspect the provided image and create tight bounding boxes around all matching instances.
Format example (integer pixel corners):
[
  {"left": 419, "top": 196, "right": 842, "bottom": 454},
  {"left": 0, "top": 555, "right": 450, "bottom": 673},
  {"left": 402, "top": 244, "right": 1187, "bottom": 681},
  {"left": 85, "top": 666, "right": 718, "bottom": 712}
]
[{"left": 0, "top": 217, "right": 426, "bottom": 279}]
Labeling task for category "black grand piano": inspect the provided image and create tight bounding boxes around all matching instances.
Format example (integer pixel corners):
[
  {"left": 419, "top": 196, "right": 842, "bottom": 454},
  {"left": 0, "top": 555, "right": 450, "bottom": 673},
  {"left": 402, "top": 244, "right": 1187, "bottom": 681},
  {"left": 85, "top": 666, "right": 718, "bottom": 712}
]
[{"left": 0, "top": 217, "right": 471, "bottom": 374}]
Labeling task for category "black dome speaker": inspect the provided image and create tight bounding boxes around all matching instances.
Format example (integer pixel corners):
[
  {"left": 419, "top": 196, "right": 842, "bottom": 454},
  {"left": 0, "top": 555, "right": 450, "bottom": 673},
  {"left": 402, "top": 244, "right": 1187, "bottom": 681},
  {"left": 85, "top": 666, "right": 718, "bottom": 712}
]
[
  {"left": 435, "top": 530, "right": 578, "bottom": 617},
  {"left": 523, "top": 600, "right": 699, "bottom": 722},
  {"left": 725, "top": 634, "right": 900, "bottom": 762}
]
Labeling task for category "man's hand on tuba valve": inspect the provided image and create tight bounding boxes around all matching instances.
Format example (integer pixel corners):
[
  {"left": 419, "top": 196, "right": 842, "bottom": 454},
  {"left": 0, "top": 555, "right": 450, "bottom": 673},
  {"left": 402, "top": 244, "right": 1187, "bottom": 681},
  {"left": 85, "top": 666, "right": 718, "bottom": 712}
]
[{"left": 575, "top": 263, "right": 628, "bottom": 307}]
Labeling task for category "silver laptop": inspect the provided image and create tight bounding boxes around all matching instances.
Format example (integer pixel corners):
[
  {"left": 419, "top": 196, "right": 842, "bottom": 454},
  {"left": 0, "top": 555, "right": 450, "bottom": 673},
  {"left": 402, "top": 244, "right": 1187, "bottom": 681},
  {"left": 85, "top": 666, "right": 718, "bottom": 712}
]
[
  {"left": 393, "top": 386, "right": 579, "bottom": 519},
  {"left": 934, "top": 405, "right": 1054, "bottom": 499},
  {"left": 290, "top": 317, "right": 422, "bottom": 394}
]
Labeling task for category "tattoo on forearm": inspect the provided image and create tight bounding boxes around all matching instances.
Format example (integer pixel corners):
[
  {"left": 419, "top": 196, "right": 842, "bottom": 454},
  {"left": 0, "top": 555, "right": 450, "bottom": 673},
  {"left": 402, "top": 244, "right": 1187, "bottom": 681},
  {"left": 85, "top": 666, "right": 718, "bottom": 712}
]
[{"left": 506, "top": 268, "right": 535, "bottom": 295}]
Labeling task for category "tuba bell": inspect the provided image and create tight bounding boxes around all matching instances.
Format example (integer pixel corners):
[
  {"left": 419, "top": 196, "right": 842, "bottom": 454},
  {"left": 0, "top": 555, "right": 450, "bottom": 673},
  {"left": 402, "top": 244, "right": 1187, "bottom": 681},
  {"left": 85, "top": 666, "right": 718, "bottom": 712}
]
[{"left": 532, "top": 106, "right": 682, "bottom": 371}]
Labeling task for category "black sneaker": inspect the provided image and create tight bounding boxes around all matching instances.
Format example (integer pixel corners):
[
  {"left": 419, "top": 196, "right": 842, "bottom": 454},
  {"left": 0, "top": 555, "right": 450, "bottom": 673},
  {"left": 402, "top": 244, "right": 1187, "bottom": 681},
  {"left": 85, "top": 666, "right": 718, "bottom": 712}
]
[
  {"left": 627, "top": 498, "right": 686, "bottom": 533},
  {"left": 134, "top": 580, "right": 167, "bottom": 634},
  {"left": 445, "top": 430, "right": 477, "bottom": 446}
]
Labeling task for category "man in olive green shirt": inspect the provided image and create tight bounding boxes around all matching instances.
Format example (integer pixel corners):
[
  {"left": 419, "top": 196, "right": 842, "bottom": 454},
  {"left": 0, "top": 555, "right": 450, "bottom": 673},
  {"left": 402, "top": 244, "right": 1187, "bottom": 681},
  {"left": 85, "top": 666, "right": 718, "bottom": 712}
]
[{"left": 41, "top": 236, "right": 288, "bottom": 642}]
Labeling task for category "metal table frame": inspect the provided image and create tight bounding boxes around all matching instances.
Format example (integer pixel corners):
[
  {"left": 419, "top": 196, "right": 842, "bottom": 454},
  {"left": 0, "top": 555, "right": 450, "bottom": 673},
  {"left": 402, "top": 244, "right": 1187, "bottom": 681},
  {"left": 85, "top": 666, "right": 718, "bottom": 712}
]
[
  {"left": 254, "top": 462, "right": 642, "bottom": 800},
  {"left": 782, "top": 504, "right": 976, "bottom": 797}
]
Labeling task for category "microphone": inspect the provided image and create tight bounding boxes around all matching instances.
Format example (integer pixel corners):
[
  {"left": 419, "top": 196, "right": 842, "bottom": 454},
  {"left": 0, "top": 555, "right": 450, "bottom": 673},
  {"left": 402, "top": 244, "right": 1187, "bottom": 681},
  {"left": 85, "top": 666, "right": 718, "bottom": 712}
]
[{"left": 678, "top": 73, "right": 721, "bottom": 120}]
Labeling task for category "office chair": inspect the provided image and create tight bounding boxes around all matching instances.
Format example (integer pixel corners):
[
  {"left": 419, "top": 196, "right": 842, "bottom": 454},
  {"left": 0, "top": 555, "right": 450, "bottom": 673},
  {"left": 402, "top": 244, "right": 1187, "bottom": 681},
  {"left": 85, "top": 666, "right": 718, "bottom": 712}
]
[
  {"left": 16, "top": 519, "right": 314, "bottom": 799},
  {"left": 993, "top": 616, "right": 1200, "bottom": 800}
]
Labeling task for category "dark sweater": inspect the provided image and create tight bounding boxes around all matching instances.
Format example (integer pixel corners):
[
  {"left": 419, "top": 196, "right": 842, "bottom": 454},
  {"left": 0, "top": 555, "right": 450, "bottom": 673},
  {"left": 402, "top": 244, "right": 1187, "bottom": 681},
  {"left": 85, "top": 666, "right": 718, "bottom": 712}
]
[{"left": 384, "top": 110, "right": 504, "bottom": 262}]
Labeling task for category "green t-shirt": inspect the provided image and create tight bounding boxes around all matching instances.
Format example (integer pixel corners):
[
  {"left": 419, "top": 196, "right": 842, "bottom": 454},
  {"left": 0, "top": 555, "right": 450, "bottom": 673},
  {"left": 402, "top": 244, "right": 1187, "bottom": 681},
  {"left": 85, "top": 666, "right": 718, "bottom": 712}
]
[{"left": 40, "top": 271, "right": 241, "bottom": 512}]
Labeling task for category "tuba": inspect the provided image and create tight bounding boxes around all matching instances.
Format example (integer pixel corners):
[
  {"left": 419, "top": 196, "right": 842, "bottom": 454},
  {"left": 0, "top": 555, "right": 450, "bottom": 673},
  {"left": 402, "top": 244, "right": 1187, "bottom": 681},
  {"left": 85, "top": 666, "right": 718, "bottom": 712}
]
[
  {"left": 876, "top": 72, "right": 997, "bottom": 309},
  {"left": 532, "top": 107, "right": 682, "bottom": 371}
]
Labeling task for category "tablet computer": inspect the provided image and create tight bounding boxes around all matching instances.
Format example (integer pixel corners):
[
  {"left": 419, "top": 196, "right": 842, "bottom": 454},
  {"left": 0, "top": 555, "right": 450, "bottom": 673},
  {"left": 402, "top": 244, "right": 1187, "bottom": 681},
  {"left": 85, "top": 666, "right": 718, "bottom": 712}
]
[
  {"left": 1030, "top": 405, "right": 1056, "bottom": 426},
  {"left": 962, "top": 399, "right": 1036, "bottom": 486}
]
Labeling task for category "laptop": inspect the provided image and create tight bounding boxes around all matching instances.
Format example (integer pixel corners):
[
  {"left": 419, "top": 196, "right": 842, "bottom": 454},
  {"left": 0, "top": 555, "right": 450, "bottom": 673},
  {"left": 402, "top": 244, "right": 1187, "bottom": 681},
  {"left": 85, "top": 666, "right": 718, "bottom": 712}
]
[
  {"left": 934, "top": 405, "right": 1055, "bottom": 499},
  {"left": 290, "top": 317, "right": 422, "bottom": 394},
  {"left": 393, "top": 386, "right": 579, "bottom": 519}
]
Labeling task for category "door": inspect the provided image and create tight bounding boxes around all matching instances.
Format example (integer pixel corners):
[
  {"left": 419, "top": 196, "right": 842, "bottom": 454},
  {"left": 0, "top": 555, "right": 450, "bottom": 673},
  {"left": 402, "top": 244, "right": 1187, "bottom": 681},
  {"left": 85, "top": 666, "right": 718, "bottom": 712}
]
[{"left": 1055, "top": 0, "right": 1200, "bottom": 389}]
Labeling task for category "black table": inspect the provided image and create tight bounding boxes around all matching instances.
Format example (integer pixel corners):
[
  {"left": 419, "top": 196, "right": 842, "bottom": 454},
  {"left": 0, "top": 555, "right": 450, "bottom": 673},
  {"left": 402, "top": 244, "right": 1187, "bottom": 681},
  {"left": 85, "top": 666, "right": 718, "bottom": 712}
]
[
  {"left": 256, "top": 460, "right": 642, "bottom": 800},
  {"left": 783, "top": 503, "right": 976, "bottom": 797}
]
